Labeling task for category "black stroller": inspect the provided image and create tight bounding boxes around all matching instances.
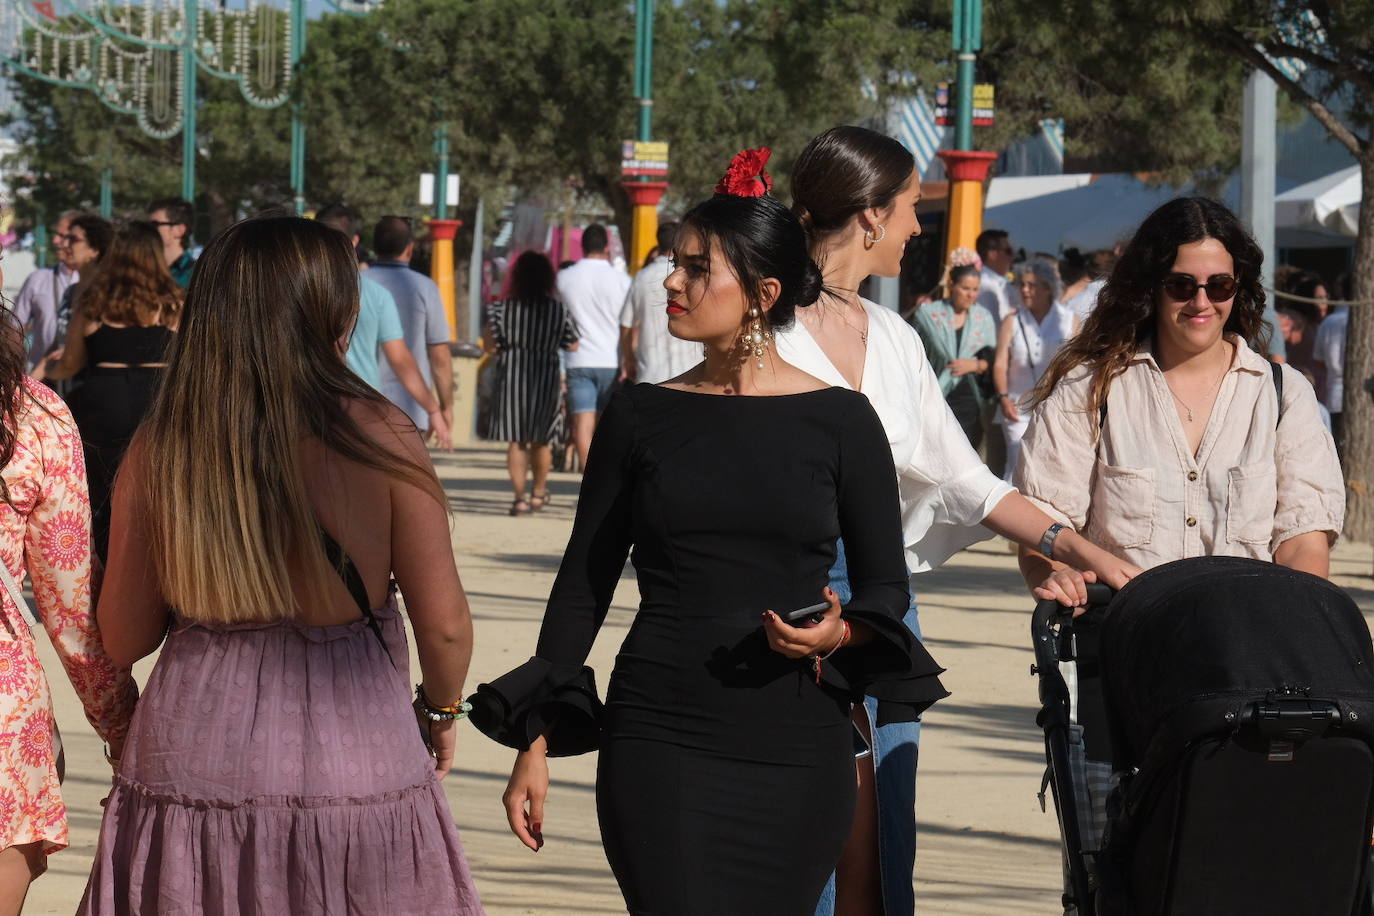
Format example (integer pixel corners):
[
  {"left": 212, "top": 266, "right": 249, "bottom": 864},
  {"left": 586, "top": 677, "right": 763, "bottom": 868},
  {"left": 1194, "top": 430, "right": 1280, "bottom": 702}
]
[{"left": 1032, "top": 556, "right": 1374, "bottom": 915}]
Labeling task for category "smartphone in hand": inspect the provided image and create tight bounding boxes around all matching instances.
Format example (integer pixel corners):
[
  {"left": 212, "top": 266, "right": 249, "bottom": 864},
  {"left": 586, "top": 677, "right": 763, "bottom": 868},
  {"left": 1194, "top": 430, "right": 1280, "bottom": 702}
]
[{"left": 782, "top": 601, "right": 830, "bottom": 626}]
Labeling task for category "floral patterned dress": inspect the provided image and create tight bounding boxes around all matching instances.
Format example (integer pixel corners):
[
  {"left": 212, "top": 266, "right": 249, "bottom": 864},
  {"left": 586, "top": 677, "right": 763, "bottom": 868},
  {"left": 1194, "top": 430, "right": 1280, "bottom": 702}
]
[{"left": 0, "top": 378, "right": 136, "bottom": 852}]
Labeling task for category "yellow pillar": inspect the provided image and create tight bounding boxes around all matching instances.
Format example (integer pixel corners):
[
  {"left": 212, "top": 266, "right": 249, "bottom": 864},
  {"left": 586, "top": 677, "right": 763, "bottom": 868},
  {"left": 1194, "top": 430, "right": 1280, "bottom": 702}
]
[
  {"left": 623, "top": 180, "right": 668, "bottom": 274},
  {"left": 936, "top": 150, "right": 998, "bottom": 262},
  {"left": 429, "top": 218, "right": 463, "bottom": 339}
]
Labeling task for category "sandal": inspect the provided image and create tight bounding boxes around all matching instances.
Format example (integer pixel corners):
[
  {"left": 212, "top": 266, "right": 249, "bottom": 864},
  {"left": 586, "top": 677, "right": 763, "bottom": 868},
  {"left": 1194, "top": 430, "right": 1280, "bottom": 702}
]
[
  {"left": 531, "top": 492, "right": 551, "bottom": 511},
  {"left": 509, "top": 498, "right": 532, "bottom": 516}
]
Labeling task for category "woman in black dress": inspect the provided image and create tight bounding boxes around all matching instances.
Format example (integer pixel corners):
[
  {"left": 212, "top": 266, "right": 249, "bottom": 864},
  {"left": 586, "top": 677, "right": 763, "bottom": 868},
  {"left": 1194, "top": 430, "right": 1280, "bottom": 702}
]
[
  {"left": 470, "top": 150, "right": 945, "bottom": 913},
  {"left": 484, "top": 251, "right": 579, "bottom": 514},
  {"left": 45, "top": 221, "right": 180, "bottom": 562}
]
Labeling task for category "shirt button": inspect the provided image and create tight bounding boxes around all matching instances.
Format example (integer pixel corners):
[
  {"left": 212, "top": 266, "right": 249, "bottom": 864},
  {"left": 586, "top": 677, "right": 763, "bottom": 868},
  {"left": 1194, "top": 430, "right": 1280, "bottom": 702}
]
[
  {"left": 1187, "top": 471, "right": 1199, "bottom": 482},
  {"left": 1186, "top": 516, "right": 1197, "bottom": 527}
]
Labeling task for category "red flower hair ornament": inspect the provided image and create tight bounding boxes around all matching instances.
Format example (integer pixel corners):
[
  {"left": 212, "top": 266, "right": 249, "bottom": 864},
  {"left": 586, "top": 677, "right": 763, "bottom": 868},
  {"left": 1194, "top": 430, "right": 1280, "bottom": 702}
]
[{"left": 714, "top": 147, "right": 773, "bottom": 198}]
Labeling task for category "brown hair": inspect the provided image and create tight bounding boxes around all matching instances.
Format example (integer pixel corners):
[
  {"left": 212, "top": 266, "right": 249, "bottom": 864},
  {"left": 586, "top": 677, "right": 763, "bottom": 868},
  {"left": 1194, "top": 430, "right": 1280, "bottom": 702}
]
[
  {"left": 76, "top": 221, "right": 182, "bottom": 327},
  {"left": 136, "top": 216, "right": 444, "bottom": 624},
  {"left": 790, "top": 126, "right": 915, "bottom": 242},
  {"left": 0, "top": 309, "right": 44, "bottom": 506},
  {"left": 1028, "top": 197, "right": 1268, "bottom": 416}
]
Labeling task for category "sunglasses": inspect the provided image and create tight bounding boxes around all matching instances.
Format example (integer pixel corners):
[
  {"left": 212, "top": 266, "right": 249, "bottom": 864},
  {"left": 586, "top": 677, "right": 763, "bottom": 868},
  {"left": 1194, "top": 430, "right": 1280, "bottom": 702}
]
[
  {"left": 1162, "top": 273, "right": 1237, "bottom": 303},
  {"left": 54, "top": 233, "right": 84, "bottom": 245}
]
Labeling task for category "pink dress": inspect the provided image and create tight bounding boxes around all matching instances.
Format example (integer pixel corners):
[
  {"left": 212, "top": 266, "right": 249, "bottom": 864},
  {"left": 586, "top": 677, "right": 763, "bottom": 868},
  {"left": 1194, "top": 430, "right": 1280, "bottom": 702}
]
[{"left": 0, "top": 379, "right": 136, "bottom": 851}]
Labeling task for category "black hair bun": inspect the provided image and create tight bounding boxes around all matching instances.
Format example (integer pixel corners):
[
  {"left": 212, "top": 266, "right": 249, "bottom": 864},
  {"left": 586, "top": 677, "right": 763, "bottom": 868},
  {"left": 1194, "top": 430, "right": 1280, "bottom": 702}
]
[{"left": 795, "top": 259, "right": 824, "bottom": 309}]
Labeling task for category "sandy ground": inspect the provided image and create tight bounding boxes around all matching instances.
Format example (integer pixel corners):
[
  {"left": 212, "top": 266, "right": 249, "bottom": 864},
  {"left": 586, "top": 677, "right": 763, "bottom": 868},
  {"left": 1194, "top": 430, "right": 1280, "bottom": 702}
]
[{"left": 24, "top": 441, "right": 1374, "bottom": 914}]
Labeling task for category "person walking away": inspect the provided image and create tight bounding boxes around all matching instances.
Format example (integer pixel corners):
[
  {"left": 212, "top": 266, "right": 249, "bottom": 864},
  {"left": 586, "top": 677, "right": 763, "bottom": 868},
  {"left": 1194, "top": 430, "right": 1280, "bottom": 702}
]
[
  {"left": 975, "top": 228, "right": 1021, "bottom": 322},
  {"left": 993, "top": 259, "right": 1077, "bottom": 482},
  {"left": 79, "top": 217, "right": 484, "bottom": 916},
  {"left": 483, "top": 251, "right": 578, "bottom": 515},
  {"left": 146, "top": 197, "right": 196, "bottom": 288},
  {"left": 618, "top": 221, "right": 699, "bottom": 384},
  {"left": 910, "top": 254, "right": 997, "bottom": 449},
  {"left": 783, "top": 126, "right": 1135, "bottom": 916},
  {"left": 556, "top": 224, "right": 630, "bottom": 470},
  {"left": 315, "top": 205, "right": 452, "bottom": 449},
  {"left": 43, "top": 222, "right": 181, "bottom": 565},
  {"left": 12, "top": 210, "right": 81, "bottom": 373},
  {"left": 0, "top": 252, "right": 136, "bottom": 916},
  {"left": 368, "top": 216, "right": 455, "bottom": 447}
]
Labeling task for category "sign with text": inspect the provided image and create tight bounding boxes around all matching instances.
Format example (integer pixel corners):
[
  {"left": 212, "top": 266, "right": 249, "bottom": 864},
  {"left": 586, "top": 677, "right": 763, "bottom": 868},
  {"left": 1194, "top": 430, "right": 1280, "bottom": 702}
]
[
  {"left": 621, "top": 140, "right": 670, "bottom": 177},
  {"left": 934, "top": 83, "right": 995, "bottom": 127}
]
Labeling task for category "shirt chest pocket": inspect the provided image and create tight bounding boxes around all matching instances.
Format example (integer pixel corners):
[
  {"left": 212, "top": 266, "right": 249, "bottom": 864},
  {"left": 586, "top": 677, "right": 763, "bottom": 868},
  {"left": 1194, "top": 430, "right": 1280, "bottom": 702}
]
[
  {"left": 1091, "top": 463, "right": 1156, "bottom": 549},
  {"left": 1226, "top": 463, "right": 1277, "bottom": 546}
]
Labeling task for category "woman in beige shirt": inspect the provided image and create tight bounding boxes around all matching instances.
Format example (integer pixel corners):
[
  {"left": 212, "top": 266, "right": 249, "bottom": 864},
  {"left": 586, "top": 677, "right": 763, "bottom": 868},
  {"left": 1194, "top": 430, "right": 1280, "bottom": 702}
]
[{"left": 1015, "top": 196, "right": 1343, "bottom": 602}]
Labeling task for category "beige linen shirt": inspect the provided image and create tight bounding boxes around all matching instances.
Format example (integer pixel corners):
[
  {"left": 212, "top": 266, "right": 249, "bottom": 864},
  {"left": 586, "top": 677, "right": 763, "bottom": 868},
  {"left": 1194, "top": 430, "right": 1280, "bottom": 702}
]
[{"left": 1015, "top": 337, "right": 1343, "bottom": 570}]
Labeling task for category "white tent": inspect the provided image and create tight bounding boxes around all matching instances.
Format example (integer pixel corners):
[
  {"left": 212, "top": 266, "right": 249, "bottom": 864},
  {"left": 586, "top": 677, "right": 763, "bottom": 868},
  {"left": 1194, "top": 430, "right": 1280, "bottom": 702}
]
[{"left": 1275, "top": 165, "right": 1360, "bottom": 238}]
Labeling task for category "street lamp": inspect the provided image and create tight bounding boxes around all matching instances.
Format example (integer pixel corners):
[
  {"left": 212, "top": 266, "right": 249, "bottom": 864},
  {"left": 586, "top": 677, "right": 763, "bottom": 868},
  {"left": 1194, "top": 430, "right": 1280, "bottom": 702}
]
[
  {"left": 622, "top": 0, "right": 666, "bottom": 273},
  {"left": 936, "top": 0, "right": 997, "bottom": 259}
]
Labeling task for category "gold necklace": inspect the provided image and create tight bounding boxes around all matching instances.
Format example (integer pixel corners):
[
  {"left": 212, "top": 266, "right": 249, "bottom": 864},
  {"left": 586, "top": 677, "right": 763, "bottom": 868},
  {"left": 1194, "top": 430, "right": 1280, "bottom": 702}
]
[
  {"left": 830, "top": 302, "right": 868, "bottom": 346},
  {"left": 1164, "top": 354, "right": 1230, "bottom": 423}
]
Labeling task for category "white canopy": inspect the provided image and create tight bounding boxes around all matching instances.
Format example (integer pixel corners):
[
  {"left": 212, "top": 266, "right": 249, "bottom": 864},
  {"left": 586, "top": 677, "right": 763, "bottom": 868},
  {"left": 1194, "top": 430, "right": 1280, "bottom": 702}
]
[{"left": 1275, "top": 165, "right": 1360, "bottom": 238}]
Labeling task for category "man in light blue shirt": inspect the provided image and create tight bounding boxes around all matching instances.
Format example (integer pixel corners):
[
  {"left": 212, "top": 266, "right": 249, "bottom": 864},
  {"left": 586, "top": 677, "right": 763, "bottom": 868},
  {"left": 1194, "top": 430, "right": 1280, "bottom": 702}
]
[
  {"left": 368, "top": 216, "right": 454, "bottom": 437},
  {"left": 317, "top": 205, "right": 451, "bottom": 447}
]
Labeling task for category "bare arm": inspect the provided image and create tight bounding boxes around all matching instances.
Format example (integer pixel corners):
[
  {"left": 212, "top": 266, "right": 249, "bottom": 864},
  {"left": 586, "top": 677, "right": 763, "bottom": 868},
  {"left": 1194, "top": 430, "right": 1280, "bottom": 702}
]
[
  {"left": 382, "top": 339, "right": 450, "bottom": 449},
  {"left": 992, "top": 314, "right": 1017, "bottom": 421},
  {"left": 1273, "top": 530, "right": 1331, "bottom": 578},
  {"left": 427, "top": 343, "right": 454, "bottom": 414},
  {"left": 98, "top": 441, "right": 172, "bottom": 666},
  {"left": 44, "top": 310, "right": 91, "bottom": 381}
]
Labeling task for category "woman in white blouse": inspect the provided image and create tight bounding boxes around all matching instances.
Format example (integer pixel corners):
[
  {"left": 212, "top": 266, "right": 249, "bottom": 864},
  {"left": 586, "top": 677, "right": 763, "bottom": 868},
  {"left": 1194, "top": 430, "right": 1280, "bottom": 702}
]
[
  {"left": 1013, "top": 197, "right": 1343, "bottom": 867},
  {"left": 778, "top": 125, "right": 1137, "bottom": 916}
]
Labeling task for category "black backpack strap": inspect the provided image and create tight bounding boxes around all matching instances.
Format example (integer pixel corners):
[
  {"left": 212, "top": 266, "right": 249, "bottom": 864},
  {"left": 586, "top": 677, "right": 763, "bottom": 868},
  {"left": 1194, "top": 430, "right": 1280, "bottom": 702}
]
[
  {"left": 317, "top": 526, "right": 390, "bottom": 659},
  {"left": 1270, "top": 359, "right": 1284, "bottom": 427}
]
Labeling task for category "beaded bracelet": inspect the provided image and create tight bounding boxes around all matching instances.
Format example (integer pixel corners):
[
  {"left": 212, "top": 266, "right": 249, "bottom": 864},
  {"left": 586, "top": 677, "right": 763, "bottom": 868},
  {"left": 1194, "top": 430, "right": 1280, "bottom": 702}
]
[{"left": 414, "top": 684, "right": 473, "bottom": 722}]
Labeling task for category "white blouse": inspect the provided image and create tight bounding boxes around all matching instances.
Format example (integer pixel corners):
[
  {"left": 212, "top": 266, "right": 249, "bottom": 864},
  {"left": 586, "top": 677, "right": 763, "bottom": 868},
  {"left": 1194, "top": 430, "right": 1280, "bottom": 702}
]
[{"left": 775, "top": 299, "right": 1014, "bottom": 572}]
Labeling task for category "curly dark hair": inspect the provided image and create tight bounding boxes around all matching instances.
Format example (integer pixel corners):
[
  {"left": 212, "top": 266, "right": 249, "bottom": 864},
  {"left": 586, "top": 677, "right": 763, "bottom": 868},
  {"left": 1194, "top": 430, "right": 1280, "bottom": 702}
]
[{"left": 1029, "top": 197, "right": 1269, "bottom": 414}]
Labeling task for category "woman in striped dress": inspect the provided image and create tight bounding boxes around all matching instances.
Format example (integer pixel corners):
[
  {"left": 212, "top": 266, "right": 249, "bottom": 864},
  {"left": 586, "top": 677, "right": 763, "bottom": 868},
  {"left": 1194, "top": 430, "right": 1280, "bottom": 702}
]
[{"left": 485, "top": 251, "right": 579, "bottom": 515}]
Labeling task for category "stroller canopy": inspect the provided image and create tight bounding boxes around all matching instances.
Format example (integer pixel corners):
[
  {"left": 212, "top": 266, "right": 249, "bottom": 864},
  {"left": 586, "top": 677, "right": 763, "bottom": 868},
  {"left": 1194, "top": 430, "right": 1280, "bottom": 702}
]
[{"left": 1099, "top": 556, "right": 1374, "bottom": 768}]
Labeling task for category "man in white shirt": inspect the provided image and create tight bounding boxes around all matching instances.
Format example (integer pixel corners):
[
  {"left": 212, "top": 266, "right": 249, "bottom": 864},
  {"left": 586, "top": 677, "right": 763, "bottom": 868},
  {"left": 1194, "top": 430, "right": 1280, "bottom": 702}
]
[
  {"left": 557, "top": 224, "right": 631, "bottom": 470},
  {"left": 1314, "top": 305, "right": 1348, "bottom": 453},
  {"left": 618, "top": 221, "right": 699, "bottom": 385},
  {"left": 975, "top": 229, "right": 1021, "bottom": 322}
]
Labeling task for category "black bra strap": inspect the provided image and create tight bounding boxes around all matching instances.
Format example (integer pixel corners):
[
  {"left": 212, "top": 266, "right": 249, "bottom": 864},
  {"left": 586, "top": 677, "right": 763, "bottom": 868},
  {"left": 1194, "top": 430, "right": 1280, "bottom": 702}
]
[{"left": 318, "top": 526, "right": 390, "bottom": 659}]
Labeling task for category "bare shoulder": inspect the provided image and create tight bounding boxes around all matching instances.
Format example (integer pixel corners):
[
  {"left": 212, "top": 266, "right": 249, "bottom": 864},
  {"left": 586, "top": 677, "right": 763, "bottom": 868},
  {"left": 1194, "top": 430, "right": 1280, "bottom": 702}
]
[{"left": 344, "top": 396, "right": 429, "bottom": 463}]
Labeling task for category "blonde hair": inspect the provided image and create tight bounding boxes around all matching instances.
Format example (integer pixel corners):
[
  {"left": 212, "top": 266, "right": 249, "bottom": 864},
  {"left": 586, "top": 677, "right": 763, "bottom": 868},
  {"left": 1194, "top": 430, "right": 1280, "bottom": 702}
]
[{"left": 136, "top": 216, "right": 443, "bottom": 623}]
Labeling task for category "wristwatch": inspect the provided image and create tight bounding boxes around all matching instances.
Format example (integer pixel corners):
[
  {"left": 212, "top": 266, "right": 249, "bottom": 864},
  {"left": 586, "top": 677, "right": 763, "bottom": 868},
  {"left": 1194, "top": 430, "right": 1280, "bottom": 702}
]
[{"left": 1039, "top": 522, "right": 1067, "bottom": 560}]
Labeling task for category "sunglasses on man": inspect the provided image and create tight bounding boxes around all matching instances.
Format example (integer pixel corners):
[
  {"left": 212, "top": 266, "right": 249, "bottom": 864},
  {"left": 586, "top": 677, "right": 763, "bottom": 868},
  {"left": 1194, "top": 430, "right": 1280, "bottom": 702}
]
[{"left": 1162, "top": 273, "right": 1237, "bottom": 303}]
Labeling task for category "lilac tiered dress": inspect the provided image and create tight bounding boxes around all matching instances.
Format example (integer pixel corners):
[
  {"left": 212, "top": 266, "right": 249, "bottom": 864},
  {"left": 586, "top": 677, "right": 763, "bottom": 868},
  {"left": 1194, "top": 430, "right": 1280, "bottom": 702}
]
[{"left": 79, "top": 585, "right": 484, "bottom": 915}]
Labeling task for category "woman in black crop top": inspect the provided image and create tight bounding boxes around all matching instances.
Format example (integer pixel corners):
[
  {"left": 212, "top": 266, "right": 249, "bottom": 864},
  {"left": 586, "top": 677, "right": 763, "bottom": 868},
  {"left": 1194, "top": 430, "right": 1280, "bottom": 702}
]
[{"left": 45, "top": 222, "right": 181, "bottom": 562}]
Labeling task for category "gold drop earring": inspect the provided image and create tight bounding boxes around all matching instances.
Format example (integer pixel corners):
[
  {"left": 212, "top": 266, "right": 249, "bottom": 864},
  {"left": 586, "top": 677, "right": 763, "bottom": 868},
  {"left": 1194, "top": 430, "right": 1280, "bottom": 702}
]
[{"left": 747, "top": 306, "right": 769, "bottom": 369}]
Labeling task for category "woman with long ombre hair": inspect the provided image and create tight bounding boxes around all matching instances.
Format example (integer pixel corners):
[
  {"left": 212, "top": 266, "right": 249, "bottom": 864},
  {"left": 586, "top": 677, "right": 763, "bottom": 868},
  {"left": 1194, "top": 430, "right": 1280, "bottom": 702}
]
[
  {"left": 79, "top": 217, "right": 484, "bottom": 915},
  {"left": 45, "top": 221, "right": 181, "bottom": 563},
  {"left": 780, "top": 125, "right": 1137, "bottom": 915}
]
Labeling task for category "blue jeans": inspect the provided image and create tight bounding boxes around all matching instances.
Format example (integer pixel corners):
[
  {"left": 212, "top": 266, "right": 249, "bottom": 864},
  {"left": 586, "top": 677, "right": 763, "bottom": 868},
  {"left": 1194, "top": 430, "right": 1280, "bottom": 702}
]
[
  {"left": 815, "top": 539, "right": 921, "bottom": 916},
  {"left": 566, "top": 366, "right": 617, "bottom": 414}
]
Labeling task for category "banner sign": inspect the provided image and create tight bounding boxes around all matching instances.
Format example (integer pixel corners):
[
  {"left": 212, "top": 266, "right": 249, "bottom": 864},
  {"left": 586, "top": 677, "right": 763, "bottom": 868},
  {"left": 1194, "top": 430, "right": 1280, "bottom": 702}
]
[
  {"left": 934, "top": 83, "right": 995, "bottom": 127},
  {"left": 621, "top": 140, "right": 670, "bottom": 177}
]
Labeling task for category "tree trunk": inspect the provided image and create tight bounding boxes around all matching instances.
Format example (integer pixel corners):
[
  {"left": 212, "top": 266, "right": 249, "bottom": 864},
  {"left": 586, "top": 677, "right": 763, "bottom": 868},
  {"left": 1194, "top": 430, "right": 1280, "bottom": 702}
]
[{"left": 1340, "top": 152, "right": 1374, "bottom": 542}]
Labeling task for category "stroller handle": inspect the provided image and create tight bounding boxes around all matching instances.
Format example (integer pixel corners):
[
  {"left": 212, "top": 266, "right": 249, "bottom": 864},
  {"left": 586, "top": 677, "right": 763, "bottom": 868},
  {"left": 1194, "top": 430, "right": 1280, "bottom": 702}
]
[{"left": 1030, "top": 583, "right": 1116, "bottom": 658}]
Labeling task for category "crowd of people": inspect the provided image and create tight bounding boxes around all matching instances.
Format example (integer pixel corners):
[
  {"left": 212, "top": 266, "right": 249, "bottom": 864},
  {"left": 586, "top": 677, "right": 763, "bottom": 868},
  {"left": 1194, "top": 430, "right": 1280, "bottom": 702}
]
[{"left": 0, "top": 120, "right": 1350, "bottom": 916}]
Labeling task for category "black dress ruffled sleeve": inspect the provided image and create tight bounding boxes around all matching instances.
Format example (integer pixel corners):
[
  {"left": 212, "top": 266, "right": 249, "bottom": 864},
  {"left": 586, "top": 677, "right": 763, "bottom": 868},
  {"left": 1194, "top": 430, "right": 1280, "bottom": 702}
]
[
  {"left": 818, "top": 394, "right": 949, "bottom": 725},
  {"left": 467, "top": 390, "right": 636, "bottom": 756}
]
